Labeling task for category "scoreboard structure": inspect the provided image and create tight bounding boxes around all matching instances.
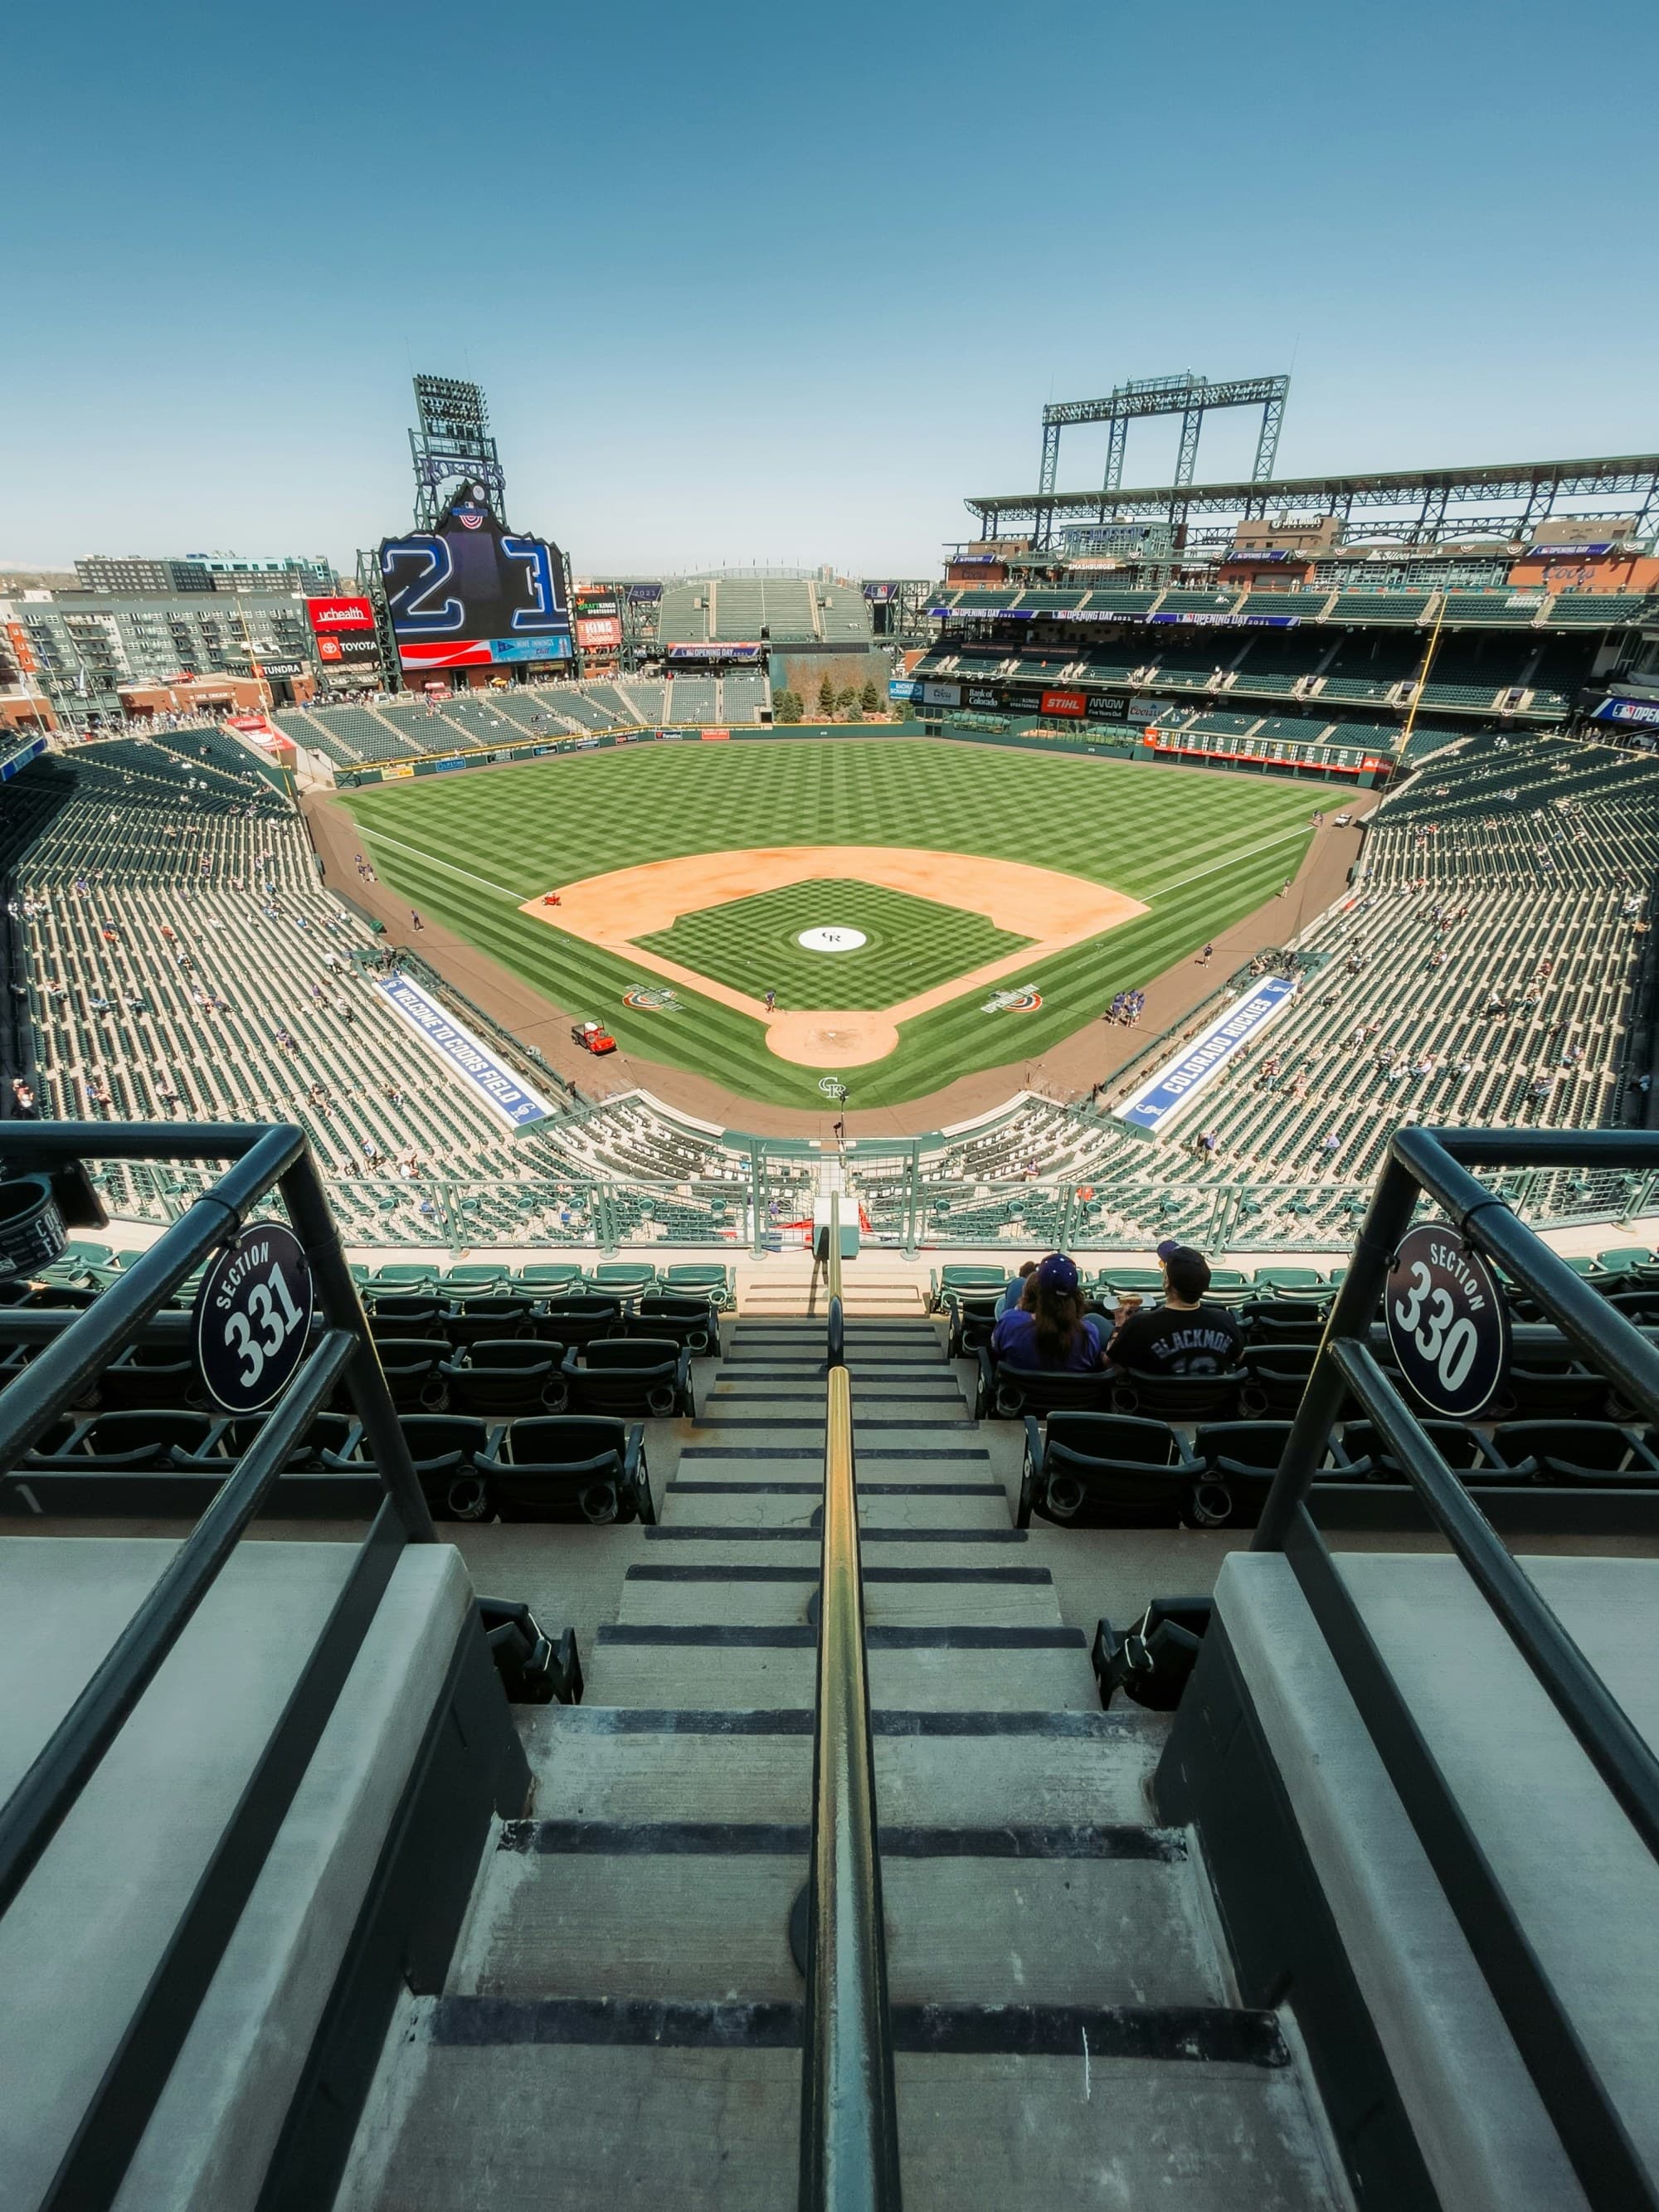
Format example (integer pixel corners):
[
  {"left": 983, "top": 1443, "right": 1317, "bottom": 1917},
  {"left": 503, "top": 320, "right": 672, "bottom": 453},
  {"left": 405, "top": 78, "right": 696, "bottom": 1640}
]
[{"left": 378, "top": 480, "right": 573, "bottom": 675}]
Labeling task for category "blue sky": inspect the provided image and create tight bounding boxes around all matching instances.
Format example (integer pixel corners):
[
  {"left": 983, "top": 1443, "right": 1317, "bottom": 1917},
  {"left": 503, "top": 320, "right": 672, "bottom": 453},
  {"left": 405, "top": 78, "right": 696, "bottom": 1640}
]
[{"left": 3, "top": 0, "right": 1656, "bottom": 577}]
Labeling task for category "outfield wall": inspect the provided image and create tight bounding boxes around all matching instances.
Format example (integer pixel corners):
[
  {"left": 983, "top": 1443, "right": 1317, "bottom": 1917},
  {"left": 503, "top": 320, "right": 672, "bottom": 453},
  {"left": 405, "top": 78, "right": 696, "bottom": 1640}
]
[{"left": 331, "top": 715, "right": 1386, "bottom": 792}]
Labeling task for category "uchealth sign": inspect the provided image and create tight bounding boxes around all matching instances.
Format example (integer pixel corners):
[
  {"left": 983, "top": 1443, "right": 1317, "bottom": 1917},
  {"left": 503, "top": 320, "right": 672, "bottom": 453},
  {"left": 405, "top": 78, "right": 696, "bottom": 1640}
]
[
  {"left": 305, "top": 596, "right": 377, "bottom": 634},
  {"left": 1115, "top": 976, "right": 1298, "bottom": 1134}
]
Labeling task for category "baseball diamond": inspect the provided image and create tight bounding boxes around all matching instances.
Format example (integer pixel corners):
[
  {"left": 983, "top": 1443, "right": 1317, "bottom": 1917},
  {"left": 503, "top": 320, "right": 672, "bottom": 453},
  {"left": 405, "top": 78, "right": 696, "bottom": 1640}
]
[{"left": 341, "top": 736, "right": 1318, "bottom": 1108}]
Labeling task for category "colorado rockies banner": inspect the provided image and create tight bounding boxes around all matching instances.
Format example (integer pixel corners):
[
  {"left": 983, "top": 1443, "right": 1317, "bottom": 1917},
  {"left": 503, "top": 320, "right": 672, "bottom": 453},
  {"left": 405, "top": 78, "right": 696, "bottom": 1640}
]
[
  {"left": 373, "top": 972, "right": 555, "bottom": 1128},
  {"left": 1115, "top": 975, "right": 1298, "bottom": 1135}
]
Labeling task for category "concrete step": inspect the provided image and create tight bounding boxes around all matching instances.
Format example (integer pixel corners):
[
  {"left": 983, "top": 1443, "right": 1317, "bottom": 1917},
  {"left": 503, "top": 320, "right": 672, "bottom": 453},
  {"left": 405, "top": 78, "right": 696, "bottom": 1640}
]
[
  {"left": 673, "top": 1450, "right": 995, "bottom": 1485},
  {"left": 658, "top": 1485, "right": 1010, "bottom": 1531},
  {"left": 586, "top": 1626, "right": 1096, "bottom": 1712},
  {"left": 712, "top": 1380, "right": 960, "bottom": 1398},
  {"left": 522, "top": 1706, "right": 1166, "bottom": 1828},
  {"left": 338, "top": 2023, "right": 799, "bottom": 2212},
  {"left": 614, "top": 1562, "right": 1060, "bottom": 1630},
  {"left": 339, "top": 2003, "right": 1345, "bottom": 2212},
  {"left": 452, "top": 1821, "right": 1221, "bottom": 2010},
  {"left": 691, "top": 1417, "right": 978, "bottom": 1436}
]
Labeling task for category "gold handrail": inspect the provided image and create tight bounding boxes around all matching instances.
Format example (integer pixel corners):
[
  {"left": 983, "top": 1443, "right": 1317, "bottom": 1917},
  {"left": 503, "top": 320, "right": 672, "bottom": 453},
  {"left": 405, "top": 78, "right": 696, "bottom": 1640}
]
[{"left": 798, "top": 1350, "right": 902, "bottom": 2205}]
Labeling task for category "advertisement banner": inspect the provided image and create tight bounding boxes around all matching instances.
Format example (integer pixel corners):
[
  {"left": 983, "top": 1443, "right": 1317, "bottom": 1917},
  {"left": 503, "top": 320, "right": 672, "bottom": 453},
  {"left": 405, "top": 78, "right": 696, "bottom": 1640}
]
[
  {"left": 255, "top": 659, "right": 305, "bottom": 680},
  {"left": 0, "top": 736, "right": 49, "bottom": 783},
  {"left": 888, "top": 678, "right": 922, "bottom": 701},
  {"left": 627, "top": 582, "right": 664, "bottom": 602},
  {"left": 666, "top": 640, "right": 763, "bottom": 663},
  {"left": 1116, "top": 977, "right": 1298, "bottom": 1135},
  {"left": 488, "top": 636, "right": 572, "bottom": 664},
  {"left": 398, "top": 639, "right": 494, "bottom": 669},
  {"left": 922, "top": 682, "right": 961, "bottom": 707},
  {"left": 1039, "top": 689, "right": 1087, "bottom": 718},
  {"left": 1087, "top": 693, "right": 1130, "bottom": 720},
  {"left": 577, "top": 615, "right": 623, "bottom": 651},
  {"left": 373, "top": 973, "right": 555, "bottom": 1127},
  {"left": 1594, "top": 696, "right": 1659, "bottom": 727},
  {"left": 967, "top": 687, "right": 1001, "bottom": 709},
  {"left": 317, "top": 634, "right": 382, "bottom": 664},
  {"left": 305, "top": 595, "right": 376, "bottom": 634}
]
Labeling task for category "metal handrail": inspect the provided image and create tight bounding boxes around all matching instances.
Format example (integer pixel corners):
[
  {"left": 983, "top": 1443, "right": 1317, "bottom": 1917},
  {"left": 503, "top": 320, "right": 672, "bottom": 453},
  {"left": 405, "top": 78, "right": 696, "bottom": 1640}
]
[
  {"left": 800, "top": 1198, "right": 902, "bottom": 2209},
  {"left": 1253, "top": 1122, "right": 1659, "bottom": 2210},
  {"left": 825, "top": 1189, "right": 844, "bottom": 1370},
  {"left": 0, "top": 1121, "right": 437, "bottom": 2212}
]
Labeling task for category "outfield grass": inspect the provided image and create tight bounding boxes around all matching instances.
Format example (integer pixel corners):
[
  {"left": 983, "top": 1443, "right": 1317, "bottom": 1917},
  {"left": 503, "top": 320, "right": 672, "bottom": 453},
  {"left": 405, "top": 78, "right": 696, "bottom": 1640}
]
[
  {"left": 342, "top": 737, "right": 1316, "bottom": 1108},
  {"left": 638, "top": 878, "right": 1030, "bottom": 1009}
]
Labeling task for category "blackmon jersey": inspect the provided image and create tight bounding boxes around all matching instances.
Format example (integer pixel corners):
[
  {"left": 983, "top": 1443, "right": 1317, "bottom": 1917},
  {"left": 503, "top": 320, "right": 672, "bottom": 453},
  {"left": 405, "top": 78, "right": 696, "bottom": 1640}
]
[{"left": 1110, "top": 1302, "right": 1244, "bottom": 1375}]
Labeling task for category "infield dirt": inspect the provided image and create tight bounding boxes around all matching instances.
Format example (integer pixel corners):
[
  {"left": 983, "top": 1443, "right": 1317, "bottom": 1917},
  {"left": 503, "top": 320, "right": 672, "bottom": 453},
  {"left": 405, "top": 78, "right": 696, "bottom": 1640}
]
[{"left": 518, "top": 843, "right": 1146, "bottom": 1067}]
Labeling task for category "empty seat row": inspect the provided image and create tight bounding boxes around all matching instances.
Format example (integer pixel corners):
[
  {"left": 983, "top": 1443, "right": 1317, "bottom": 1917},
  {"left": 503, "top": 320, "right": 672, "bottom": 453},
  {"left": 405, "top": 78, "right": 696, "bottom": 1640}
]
[
  {"left": 1017, "top": 1412, "right": 1659, "bottom": 1530},
  {"left": 3, "top": 1410, "right": 657, "bottom": 1527}
]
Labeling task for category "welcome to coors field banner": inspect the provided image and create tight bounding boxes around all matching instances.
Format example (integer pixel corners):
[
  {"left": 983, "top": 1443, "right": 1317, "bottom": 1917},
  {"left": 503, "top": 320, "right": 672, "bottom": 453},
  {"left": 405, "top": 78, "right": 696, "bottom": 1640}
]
[
  {"left": 372, "top": 973, "right": 555, "bottom": 1128},
  {"left": 1114, "top": 975, "right": 1297, "bottom": 1135}
]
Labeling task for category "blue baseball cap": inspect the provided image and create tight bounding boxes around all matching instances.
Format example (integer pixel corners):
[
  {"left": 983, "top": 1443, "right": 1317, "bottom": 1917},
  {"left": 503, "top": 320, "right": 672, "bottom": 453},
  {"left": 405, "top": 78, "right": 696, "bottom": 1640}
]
[
  {"left": 1034, "top": 1253, "right": 1079, "bottom": 1295},
  {"left": 1155, "top": 1239, "right": 1182, "bottom": 1261}
]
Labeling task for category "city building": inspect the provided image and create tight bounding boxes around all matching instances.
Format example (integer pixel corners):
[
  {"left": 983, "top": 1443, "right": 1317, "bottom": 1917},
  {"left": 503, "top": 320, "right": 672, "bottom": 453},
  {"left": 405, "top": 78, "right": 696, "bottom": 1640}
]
[
  {"left": 2, "top": 585, "right": 319, "bottom": 720},
  {"left": 74, "top": 552, "right": 337, "bottom": 596}
]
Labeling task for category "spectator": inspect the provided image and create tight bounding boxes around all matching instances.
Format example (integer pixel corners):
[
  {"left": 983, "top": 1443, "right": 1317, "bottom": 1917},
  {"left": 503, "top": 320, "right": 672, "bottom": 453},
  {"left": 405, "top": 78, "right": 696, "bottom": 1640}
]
[
  {"left": 1107, "top": 1242, "right": 1243, "bottom": 1376},
  {"left": 990, "top": 1253, "right": 1105, "bottom": 1371},
  {"left": 995, "top": 1258, "right": 1039, "bottom": 1316}
]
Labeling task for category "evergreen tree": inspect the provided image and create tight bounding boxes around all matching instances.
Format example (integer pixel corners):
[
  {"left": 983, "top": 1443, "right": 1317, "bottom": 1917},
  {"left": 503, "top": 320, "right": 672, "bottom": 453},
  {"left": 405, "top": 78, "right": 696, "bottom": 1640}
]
[
  {"left": 817, "top": 672, "right": 838, "bottom": 719},
  {"left": 859, "top": 678, "right": 881, "bottom": 715},
  {"left": 773, "top": 688, "right": 802, "bottom": 724}
]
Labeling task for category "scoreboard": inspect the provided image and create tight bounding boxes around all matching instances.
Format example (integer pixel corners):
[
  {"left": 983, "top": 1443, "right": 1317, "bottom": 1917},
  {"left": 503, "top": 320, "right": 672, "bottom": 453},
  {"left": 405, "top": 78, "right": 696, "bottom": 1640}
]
[{"left": 379, "top": 481, "right": 572, "bottom": 672}]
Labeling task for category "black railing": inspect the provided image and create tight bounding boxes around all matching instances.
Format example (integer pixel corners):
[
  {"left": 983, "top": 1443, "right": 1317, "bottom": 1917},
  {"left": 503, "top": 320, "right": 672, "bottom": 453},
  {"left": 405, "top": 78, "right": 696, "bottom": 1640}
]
[
  {"left": 799, "top": 1193, "right": 902, "bottom": 2209},
  {"left": 0, "top": 1122, "right": 437, "bottom": 2212},
  {"left": 1254, "top": 1125, "right": 1659, "bottom": 2212}
]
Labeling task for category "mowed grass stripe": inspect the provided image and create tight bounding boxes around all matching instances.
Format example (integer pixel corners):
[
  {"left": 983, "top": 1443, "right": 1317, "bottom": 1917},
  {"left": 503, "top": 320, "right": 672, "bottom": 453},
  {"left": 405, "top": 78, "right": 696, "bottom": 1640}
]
[
  {"left": 640, "top": 878, "right": 1030, "bottom": 1010},
  {"left": 343, "top": 739, "right": 1316, "bottom": 1106}
]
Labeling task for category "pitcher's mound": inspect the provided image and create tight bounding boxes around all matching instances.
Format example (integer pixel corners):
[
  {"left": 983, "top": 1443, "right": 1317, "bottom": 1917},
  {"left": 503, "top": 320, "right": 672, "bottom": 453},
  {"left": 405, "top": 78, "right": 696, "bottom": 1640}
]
[{"left": 766, "top": 1009, "right": 901, "bottom": 1067}]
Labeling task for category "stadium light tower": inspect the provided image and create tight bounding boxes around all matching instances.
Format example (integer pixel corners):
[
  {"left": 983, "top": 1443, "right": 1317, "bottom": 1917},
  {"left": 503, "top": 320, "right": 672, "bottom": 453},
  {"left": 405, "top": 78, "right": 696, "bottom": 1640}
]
[
  {"left": 408, "top": 374, "right": 508, "bottom": 530},
  {"left": 1035, "top": 371, "right": 1291, "bottom": 542}
]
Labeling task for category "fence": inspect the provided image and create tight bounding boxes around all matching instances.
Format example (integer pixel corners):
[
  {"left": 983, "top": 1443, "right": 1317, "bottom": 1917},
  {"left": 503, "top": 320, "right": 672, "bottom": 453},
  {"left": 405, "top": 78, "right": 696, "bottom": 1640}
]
[{"left": 87, "top": 1151, "right": 1659, "bottom": 1260}]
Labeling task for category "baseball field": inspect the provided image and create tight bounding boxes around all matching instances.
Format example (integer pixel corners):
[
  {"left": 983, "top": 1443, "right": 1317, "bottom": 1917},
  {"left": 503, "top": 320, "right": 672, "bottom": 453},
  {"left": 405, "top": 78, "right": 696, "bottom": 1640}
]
[{"left": 340, "top": 737, "right": 1317, "bottom": 1109}]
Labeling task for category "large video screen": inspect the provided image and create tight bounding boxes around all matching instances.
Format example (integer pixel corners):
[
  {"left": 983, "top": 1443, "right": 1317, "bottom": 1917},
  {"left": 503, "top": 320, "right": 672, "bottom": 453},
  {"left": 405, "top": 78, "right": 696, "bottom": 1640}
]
[{"left": 378, "top": 482, "right": 572, "bottom": 670}]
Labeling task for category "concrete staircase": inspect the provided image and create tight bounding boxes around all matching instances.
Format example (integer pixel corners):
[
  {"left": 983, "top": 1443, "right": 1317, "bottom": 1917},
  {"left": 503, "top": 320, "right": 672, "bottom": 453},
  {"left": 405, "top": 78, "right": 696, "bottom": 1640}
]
[
  {"left": 335, "top": 1314, "right": 1350, "bottom": 2210},
  {"left": 739, "top": 1253, "right": 926, "bottom": 1319}
]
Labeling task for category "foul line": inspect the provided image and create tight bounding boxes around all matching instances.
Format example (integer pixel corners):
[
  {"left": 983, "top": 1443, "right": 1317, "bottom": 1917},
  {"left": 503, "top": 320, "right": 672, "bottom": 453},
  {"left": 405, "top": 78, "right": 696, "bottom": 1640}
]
[
  {"left": 1142, "top": 821, "right": 1316, "bottom": 902},
  {"left": 355, "top": 826, "right": 532, "bottom": 902}
]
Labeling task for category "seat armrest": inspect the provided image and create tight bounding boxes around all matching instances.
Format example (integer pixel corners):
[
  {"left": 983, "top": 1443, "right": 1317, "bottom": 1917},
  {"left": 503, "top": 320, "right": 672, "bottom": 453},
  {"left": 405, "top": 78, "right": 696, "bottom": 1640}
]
[
  {"left": 973, "top": 1343, "right": 996, "bottom": 1419},
  {"left": 628, "top": 1426, "right": 655, "bottom": 1524},
  {"left": 1018, "top": 1415, "right": 1043, "bottom": 1529}
]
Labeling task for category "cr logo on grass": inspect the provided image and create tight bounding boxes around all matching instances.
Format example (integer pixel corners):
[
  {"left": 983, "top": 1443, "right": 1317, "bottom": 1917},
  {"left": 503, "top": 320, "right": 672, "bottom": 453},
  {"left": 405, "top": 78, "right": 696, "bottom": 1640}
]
[
  {"left": 623, "top": 987, "right": 683, "bottom": 1013},
  {"left": 982, "top": 987, "right": 1043, "bottom": 1014}
]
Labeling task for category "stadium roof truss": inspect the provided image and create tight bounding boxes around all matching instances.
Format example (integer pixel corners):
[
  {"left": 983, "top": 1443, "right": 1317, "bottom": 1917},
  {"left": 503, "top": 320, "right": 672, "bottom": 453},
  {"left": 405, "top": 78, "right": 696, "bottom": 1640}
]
[
  {"left": 1039, "top": 372, "right": 1290, "bottom": 516},
  {"left": 975, "top": 452, "right": 1659, "bottom": 552}
]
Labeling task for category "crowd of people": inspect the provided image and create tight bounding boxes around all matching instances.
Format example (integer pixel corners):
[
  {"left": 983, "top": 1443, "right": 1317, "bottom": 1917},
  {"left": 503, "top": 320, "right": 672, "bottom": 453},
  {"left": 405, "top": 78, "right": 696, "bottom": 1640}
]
[{"left": 989, "top": 1242, "right": 1243, "bottom": 1376}]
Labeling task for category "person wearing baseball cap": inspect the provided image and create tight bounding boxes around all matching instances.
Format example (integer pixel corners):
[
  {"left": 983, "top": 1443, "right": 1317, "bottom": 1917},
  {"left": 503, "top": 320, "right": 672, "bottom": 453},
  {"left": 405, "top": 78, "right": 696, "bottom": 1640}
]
[
  {"left": 1108, "top": 1242, "right": 1244, "bottom": 1374},
  {"left": 990, "top": 1252, "right": 1107, "bottom": 1371}
]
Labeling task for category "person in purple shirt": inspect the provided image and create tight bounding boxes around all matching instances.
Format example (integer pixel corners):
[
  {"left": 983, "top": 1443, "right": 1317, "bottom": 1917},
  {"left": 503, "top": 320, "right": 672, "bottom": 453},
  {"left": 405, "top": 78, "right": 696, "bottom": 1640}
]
[{"left": 990, "top": 1253, "right": 1107, "bottom": 1372}]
